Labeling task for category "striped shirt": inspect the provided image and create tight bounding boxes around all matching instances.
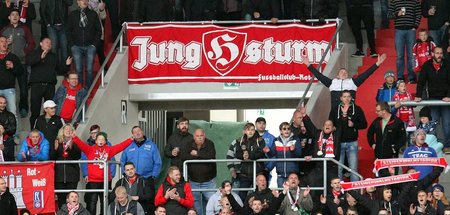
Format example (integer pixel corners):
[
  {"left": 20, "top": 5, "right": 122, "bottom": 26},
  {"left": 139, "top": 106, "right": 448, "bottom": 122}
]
[{"left": 389, "top": 0, "right": 421, "bottom": 29}]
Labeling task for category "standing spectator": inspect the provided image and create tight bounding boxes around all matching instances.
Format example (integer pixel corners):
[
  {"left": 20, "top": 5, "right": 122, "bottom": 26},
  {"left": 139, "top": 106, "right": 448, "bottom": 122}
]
[
  {"left": 53, "top": 124, "right": 81, "bottom": 208},
  {"left": 0, "top": 0, "right": 36, "bottom": 33},
  {"left": 109, "top": 161, "right": 155, "bottom": 213},
  {"left": 54, "top": 72, "right": 87, "bottom": 123},
  {"left": 217, "top": 0, "right": 242, "bottom": 21},
  {"left": 410, "top": 190, "right": 437, "bottom": 214},
  {"left": 367, "top": 102, "right": 406, "bottom": 164},
  {"left": 121, "top": 126, "right": 162, "bottom": 179},
  {"left": 72, "top": 132, "right": 133, "bottom": 215},
  {"left": 266, "top": 122, "right": 301, "bottom": 187},
  {"left": 278, "top": 172, "right": 313, "bottom": 215},
  {"left": 393, "top": 81, "right": 416, "bottom": 133},
  {"left": 227, "top": 123, "right": 265, "bottom": 200},
  {"left": 67, "top": 0, "right": 101, "bottom": 88},
  {"left": 303, "top": 54, "right": 386, "bottom": 108},
  {"left": 40, "top": 0, "right": 72, "bottom": 75},
  {"left": 0, "top": 35, "right": 24, "bottom": 119},
  {"left": 107, "top": 186, "right": 145, "bottom": 215},
  {"left": 415, "top": 47, "right": 450, "bottom": 153},
  {"left": 346, "top": 0, "right": 377, "bottom": 57},
  {"left": 421, "top": 0, "right": 450, "bottom": 47},
  {"left": 138, "top": 0, "right": 170, "bottom": 22},
  {"left": 347, "top": 186, "right": 400, "bottom": 215},
  {"left": 403, "top": 129, "right": 437, "bottom": 179},
  {"left": 182, "top": 129, "right": 217, "bottom": 215},
  {"left": 165, "top": 117, "right": 193, "bottom": 173},
  {"left": 88, "top": 0, "right": 107, "bottom": 70},
  {"left": 413, "top": 29, "right": 436, "bottom": 73},
  {"left": 376, "top": 70, "right": 398, "bottom": 113},
  {"left": 33, "top": 100, "right": 64, "bottom": 159},
  {"left": 155, "top": 166, "right": 195, "bottom": 214},
  {"left": 56, "top": 191, "right": 90, "bottom": 215},
  {"left": 380, "top": 0, "right": 389, "bottom": 28},
  {"left": 329, "top": 90, "right": 367, "bottom": 182},
  {"left": 105, "top": 0, "right": 120, "bottom": 40},
  {"left": 0, "top": 178, "right": 18, "bottom": 215},
  {"left": 0, "top": 95, "right": 16, "bottom": 161},
  {"left": 1, "top": 9, "right": 36, "bottom": 118},
  {"left": 80, "top": 124, "right": 116, "bottom": 214},
  {"left": 430, "top": 184, "right": 450, "bottom": 214},
  {"left": 443, "top": 25, "right": 450, "bottom": 59},
  {"left": 184, "top": 0, "right": 218, "bottom": 21},
  {"left": 242, "top": 0, "right": 280, "bottom": 23},
  {"left": 389, "top": 0, "right": 421, "bottom": 83},
  {"left": 154, "top": 206, "right": 166, "bottom": 215},
  {"left": 244, "top": 173, "right": 275, "bottom": 211},
  {"left": 298, "top": 0, "right": 338, "bottom": 20},
  {"left": 17, "top": 129, "right": 50, "bottom": 161},
  {"left": 255, "top": 117, "right": 275, "bottom": 180},
  {"left": 27, "top": 38, "right": 72, "bottom": 127},
  {"left": 206, "top": 180, "right": 243, "bottom": 215}
]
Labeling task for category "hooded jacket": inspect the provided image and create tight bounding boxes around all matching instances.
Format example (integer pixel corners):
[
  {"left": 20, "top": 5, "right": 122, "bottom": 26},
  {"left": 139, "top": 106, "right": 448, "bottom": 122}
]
[
  {"left": 121, "top": 136, "right": 162, "bottom": 179},
  {"left": 227, "top": 133, "right": 266, "bottom": 177},
  {"left": 0, "top": 187, "right": 18, "bottom": 215},
  {"left": 54, "top": 79, "right": 87, "bottom": 122},
  {"left": 0, "top": 23, "right": 35, "bottom": 63},
  {"left": 17, "top": 131, "right": 50, "bottom": 161},
  {"left": 329, "top": 102, "right": 367, "bottom": 142},
  {"left": 267, "top": 134, "right": 301, "bottom": 178},
  {"left": 367, "top": 114, "right": 406, "bottom": 159},
  {"left": 56, "top": 203, "right": 90, "bottom": 215}
]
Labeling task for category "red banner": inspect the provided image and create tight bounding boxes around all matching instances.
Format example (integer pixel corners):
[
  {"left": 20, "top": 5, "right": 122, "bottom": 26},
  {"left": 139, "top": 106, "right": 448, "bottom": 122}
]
[
  {"left": 127, "top": 23, "right": 336, "bottom": 84},
  {"left": 0, "top": 162, "right": 55, "bottom": 214},
  {"left": 340, "top": 172, "right": 421, "bottom": 192},
  {"left": 373, "top": 158, "right": 450, "bottom": 175}
]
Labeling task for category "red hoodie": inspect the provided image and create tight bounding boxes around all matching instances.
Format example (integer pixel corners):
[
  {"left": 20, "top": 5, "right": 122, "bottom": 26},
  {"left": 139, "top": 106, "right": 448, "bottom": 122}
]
[
  {"left": 413, "top": 39, "right": 436, "bottom": 73},
  {"left": 72, "top": 136, "right": 132, "bottom": 182},
  {"left": 60, "top": 80, "right": 83, "bottom": 122}
]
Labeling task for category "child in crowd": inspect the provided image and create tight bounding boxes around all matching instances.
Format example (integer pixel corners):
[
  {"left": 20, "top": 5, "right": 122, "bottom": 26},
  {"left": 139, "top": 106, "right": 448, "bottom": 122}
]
[
  {"left": 393, "top": 81, "right": 415, "bottom": 147},
  {"left": 413, "top": 29, "right": 436, "bottom": 73},
  {"left": 417, "top": 107, "right": 438, "bottom": 136}
]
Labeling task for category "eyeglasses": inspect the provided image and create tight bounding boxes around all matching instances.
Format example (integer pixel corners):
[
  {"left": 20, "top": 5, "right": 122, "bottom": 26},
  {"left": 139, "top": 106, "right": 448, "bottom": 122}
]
[{"left": 282, "top": 127, "right": 291, "bottom": 131}]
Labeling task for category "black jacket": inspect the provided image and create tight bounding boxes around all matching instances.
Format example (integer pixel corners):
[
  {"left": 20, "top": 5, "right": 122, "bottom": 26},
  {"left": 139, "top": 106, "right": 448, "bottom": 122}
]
[
  {"left": 329, "top": 102, "right": 367, "bottom": 142},
  {"left": 40, "top": 0, "right": 72, "bottom": 25},
  {"left": 244, "top": 188, "right": 275, "bottom": 208},
  {"left": 298, "top": 0, "right": 339, "bottom": 19},
  {"left": 0, "top": 52, "right": 24, "bottom": 89},
  {"left": 367, "top": 114, "right": 406, "bottom": 159},
  {"left": 33, "top": 114, "right": 64, "bottom": 158},
  {"left": 302, "top": 115, "right": 341, "bottom": 161},
  {"left": 181, "top": 138, "right": 217, "bottom": 183},
  {"left": 26, "top": 48, "right": 59, "bottom": 84},
  {"left": 66, "top": 8, "right": 102, "bottom": 48},
  {"left": 229, "top": 191, "right": 285, "bottom": 215},
  {"left": 243, "top": 0, "right": 281, "bottom": 20},
  {"left": 416, "top": 59, "right": 450, "bottom": 99},
  {"left": 422, "top": 0, "right": 450, "bottom": 30},
  {"left": 0, "top": 109, "right": 16, "bottom": 136},
  {"left": 443, "top": 25, "right": 450, "bottom": 53},
  {"left": 0, "top": 188, "right": 18, "bottom": 215},
  {"left": 164, "top": 130, "right": 193, "bottom": 172},
  {"left": 348, "top": 190, "right": 399, "bottom": 215},
  {"left": 54, "top": 139, "right": 81, "bottom": 183},
  {"left": 109, "top": 175, "right": 155, "bottom": 210}
]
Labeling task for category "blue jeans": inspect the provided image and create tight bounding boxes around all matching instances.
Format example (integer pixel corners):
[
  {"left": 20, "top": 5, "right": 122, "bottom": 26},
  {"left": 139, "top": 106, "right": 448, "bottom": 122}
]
[
  {"left": 428, "top": 25, "right": 447, "bottom": 47},
  {"left": 380, "top": 0, "right": 389, "bottom": 27},
  {"left": 339, "top": 141, "right": 359, "bottom": 182},
  {"left": 430, "top": 105, "right": 450, "bottom": 148},
  {"left": 47, "top": 25, "right": 68, "bottom": 71},
  {"left": 71, "top": 45, "right": 96, "bottom": 88},
  {"left": 395, "top": 29, "right": 416, "bottom": 81},
  {"left": 0, "top": 88, "right": 17, "bottom": 117},
  {"left": 190, "top": 178, "right": 216, "bottom": 215}
]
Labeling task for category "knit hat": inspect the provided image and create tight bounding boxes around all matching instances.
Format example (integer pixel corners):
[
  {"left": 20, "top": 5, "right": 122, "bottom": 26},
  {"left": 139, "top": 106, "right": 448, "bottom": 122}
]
[
  {"left": 419, "top": 107, "right": 432, "bottom": 121},
  {"left": 432, "top": 184, "right": 445, "bottom": 193},
  {"left": 384, "top": 70, "right": 395, "bottom": 79}
]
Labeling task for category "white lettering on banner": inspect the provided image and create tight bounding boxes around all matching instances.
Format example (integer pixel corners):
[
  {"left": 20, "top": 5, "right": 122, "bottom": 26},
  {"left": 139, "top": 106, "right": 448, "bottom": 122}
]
[
  {"left": 32, "top": 178, "right": 46, "bottom": 187},
  {"left": 27, "top": 168, "right": 37, "bottom": 176}
]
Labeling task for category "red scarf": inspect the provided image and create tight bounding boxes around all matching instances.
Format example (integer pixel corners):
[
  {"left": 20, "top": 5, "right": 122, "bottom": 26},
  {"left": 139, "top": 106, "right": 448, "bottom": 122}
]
[
  {"left": 317, "top": 131, "right": 334, "bottom": 158},
  {"left": 19, "top": 4, "right": 28, "bottom": 23}
]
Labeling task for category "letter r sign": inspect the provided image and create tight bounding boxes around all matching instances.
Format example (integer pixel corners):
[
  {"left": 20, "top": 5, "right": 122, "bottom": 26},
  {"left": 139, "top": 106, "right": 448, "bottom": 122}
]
[{"left": 121, "top": 100, "right": 127, "bottom": 124}]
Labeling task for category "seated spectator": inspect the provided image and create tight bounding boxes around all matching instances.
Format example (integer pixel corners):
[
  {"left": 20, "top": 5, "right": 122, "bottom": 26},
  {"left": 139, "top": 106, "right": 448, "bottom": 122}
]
[
  {"left": 187, "top": 208, "right": 198, "bottom": 215},
  {"left": 17, "top": 129, "right": 50, "bottom": 161},
  {"left": 155, "top": 166, "right": 195, "bottom": 214},
  {"left": 206, "top": 180, "right": 243, "bottom": 215},
  {"left": 108, "top": 186, "right": 145, "bottom": 215},
  {"left": 33, "top": 100, "right": 64, "bottom": 159},
  {"left": 0, "top": 177, "right": 17, "bottom": 214},
  {"left": 403, "top": 129, "right": 437, "bottom": 179},
  {"left": 278, "top": 172, "right": 313, "bottom": 214},
  {"left": 244, "top": 174, "right": 274, "bottom": 211},
  {"left": 430, "top": 184, "right": 450, "bottom": 214},
  {"left": 54, "top": 72, "right": 87, "bottom": 123},
  {"left": 409, "top": 190, "right": 437, "bottom": 214},
  {"left": 0, "top": 95, "right": 16, "bottom": 161},
  {"left": 109, "top": 161, "right": 155, "bottom": 214},
  {"left": 242, "top": 0, "right": 280, "bottom": 23},
  {"left": 154, "top": 205, "right": 166, "bottom": 215},
  {"left": 56, "top": 191, "right": 89, "bottom": 215},
  {"left": 413, "top": 29, "right": 436, "bottom": 73}
]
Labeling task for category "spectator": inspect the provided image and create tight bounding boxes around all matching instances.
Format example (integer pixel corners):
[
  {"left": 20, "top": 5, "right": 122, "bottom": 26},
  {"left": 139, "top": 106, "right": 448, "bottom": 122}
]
[
  {"left": 367, "top": 102, "right": 406, "bottom": 162},
  {"left": 0, "top": 35, "right": 24, "bottom": 119},
  {"left": 182, "top": 128, "right": 217, "bottom": 215},
  {"left": 347, "top": 186, "right": 400, "bottom": 215},
  {"left": 27, "top": 38, "right": 72, "bottom": 127},
  {"left": 0, "top": 95, "right": 16, "bottom": 161},
  {"left": 266, "top": 122, "right": 301, "bottom": 187},
  {"left": 417, "top": 107, "right": 438, "bottom": 136},
  {"left": 184, "top": 0, "right": 218, "bottom": 21},
  {"left": 415, "top": 47, "right": 450, "bottom": 153},
  {"left": 206, "top": 180, "right": 243, "bottom": 215},
  {"left": 303, "top": 53, "right": 386, "bottom": 108},
  {"left": 325, "top": 178, "right": 346, "bottom": 214},
  {"left": 380, "top": 0, "right": 389, "bottom": 28},
  {"left": 72, "top": 132, "right": 133, "bottom": 215},
  {"left": 254, "top": 117, "right": 275, "bottom": 180},
  {"left": 443, "top": 25, "right": 450, "bottom": 59},
  {"left": 376, "top": 70, "right": 398, "bottom": 113},
  {"left": 19, "top": 209, "right": 31, "bottom": 215},
  {"left": 217, "top": 197, "right": 233, "bottom": 215},
  {"left": 106, "top": 0, "right": 120, "bottom": 40},
  {"left": 137, "top": 0, "right": 170, "bottom": 22},
  {"left": 291, "top": 110, "right": 314, "bottom": 186},
  {"left": 88, "top": 0, "right": 107, "bottom": 70},
  {"left": 421, "top": 0, "right": 450, "bottom": 47},
  {"left": 165, "top": 117, "right": 193, "bottom": 172},
  {"left": 187, "top": 208, "right": 198, "bottom": 215},
  {"left": 298, "top": 0, "right": 338, "bottom": 20},
  {"left": 54, "top": 72, "right": 87, "bottom": 123},
  {"left": 53, "top": 124, "right": 81, "bottom": 208},
  {"left": 227, "top": 123, "right": 265, "bottom": 200},
  {"left": 244, "top": 174, "right": 275, "bottom": 211},
  {"left": 80, "top": 124, "right": 116, "bottom": 214},
  {"left": 56, "top": 191, "right": 90, "bottom": 215},
  {"left": 430, "top": 184, "right": 450, "bottom": 214},
  {"left": 109, "top": 161, "right": 155, "bottom": 213},
  {"left": 403, "top": 129, "right": 437, "bottom": 179},
  {"left": 0, "top": 178, "right": 18, "bottom": 215},
  {"left": 242, "top": 0, "right": 280, "bottom": 23},
  {"left": 389, "top": 0, "right": 421, "bottom": 83},
  {"left": 346, "top": 0, "right": 377, "bottom": 57},
  {"left": 393, "top": 80, "right": 416, "bottom": 133},
  {"left": 445, "top": 207, "right": 450, "bottom": 215},
  {"left": 67, "top": 0, "right": 101, "bottom": 88},
  {"left": 17, "top": 129, "right": 50, "bottom": 161},
  {"left": 121, "top": 126, "right": 162, "bottom": 179},
  {"left": 0, "top": 0, "right": 36, "bottom": 33},
  {"left": 154, "top": 205, "right": 166, "bottom": 215},
  {"left": 107, "top": 186, "right": 145, "bottom": 215},
  {"left": 278, "top": 172, "right": 313, "bottom": 215},
  {"left": 409, "top": 190, "right": 437, "bottom": 214},
  {"left": 413, "top": 29, "right": 436, "bottom": 73},
  {"left": 217, "top": 0, "right": 242, "bottom": 21},
  {"left": 329, "top": 90, "right": 367, "bottom": 182},
  {"left": 33, "top": 100, "right": 64, "bottom": 158},
  {"left": 155, "top": 166, "right": 195, "bottom": 214},
  {"left": 40, "top": 0, "right": 72, "bottom": 75}
]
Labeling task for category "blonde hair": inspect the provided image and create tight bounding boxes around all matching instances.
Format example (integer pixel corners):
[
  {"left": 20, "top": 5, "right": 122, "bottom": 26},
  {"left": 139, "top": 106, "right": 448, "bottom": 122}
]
[
  {"left": 56, "top": 124, "right": 75, "bottom": 143},
  {"left": 115, "top": 186, "right": 127, "bottom": 196}
]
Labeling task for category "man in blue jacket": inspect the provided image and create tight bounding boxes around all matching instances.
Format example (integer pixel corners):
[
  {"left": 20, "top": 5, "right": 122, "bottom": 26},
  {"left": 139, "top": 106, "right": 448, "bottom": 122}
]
[
  {"left": 17, "top": 129, "right": 49, "bottom": 161},
  {"left": 121, "top": 126, "right": 162, "bottom": 179}
]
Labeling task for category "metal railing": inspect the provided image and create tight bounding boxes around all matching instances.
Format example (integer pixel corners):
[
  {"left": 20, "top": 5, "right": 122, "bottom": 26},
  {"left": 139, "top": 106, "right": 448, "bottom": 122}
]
[
  {"left": 183, "top": 157, "right": 362, "bottom": 195},
  {"left": 388, "top": 100, "right": 450, "bottom": 107}
]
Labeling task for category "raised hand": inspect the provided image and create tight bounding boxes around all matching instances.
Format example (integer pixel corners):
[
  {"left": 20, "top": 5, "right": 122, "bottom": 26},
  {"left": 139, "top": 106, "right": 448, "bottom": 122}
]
[
  {"left": 376, "top": 53, "right": 387, "bottom": 66},
  {"left": 409, "top": 203, "right": 417, "bottom": 214},
  {"left": 303, "top": 186, "right": 311, "bottom": 197},
  {"left": 320, "top": 194, "right": 326, "bottom": 204},
  {"left": 66, "top": 56, "right": 73, "bottom": 65},
  {"left": 301, "top": 54, "right": 310, "bottom": 67}
]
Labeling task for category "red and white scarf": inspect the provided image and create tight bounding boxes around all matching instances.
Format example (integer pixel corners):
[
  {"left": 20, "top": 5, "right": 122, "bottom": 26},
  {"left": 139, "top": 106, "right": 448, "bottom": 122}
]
[
  {"left": 340, "top": 172, "right": 421, "bottom": 192},
  {"left": 317, "top": 131, "right": 334, "bottom": 158},
  {"left": 67, "top": 203, "right": 80, "bottom": 215},
  {"left": 373, "top": 158, "right": 450, "bottom": 176}
]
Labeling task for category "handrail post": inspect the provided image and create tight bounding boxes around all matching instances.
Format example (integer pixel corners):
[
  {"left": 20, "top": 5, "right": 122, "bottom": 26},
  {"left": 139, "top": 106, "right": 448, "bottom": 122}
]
[
  {"left": 81, "top": 105, "right": 86, "bottom": 123},
  {"left": 253, "top": 160, "right": 257, "bottom": 191},
  {"left": 335, "top": 18, "right": 340, "bottom": 50},
  {"left": 119, "top": 27, "right": 124, "bottom": 53},
  {"left": 101, "top": 68, "right": 105, "bottom": 88},
  {"left": 103, "top": 160, "right": 109, "bottom": 215},
  {"left": 323, "top": 159, "right": 327, "bottom": 196}
]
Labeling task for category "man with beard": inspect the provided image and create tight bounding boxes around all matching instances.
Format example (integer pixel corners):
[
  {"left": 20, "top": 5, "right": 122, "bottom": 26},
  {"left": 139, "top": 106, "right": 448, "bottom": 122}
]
[
  {"left": 415, "top": 47, "right": 450, "bottom": 153},
  {"left": 227, "top": 123, "right": 266, "bottom": 201},
  {"left": 165, "top": 117, "right": 193, "bottom": 173},
  {"left": 0, "top": 178, "right": 17, "bottom": 215}
]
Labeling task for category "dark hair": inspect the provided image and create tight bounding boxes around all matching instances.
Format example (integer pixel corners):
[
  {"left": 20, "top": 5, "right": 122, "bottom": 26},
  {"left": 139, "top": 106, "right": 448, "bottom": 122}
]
[
  {"left": 124, "top": 161, "right": 135, "bottom": 168},
  {"left": 20, "top": 209, "right": 31, "bottom": 215},
  {"left": 90, "top": 124, "right": 100, "bottom": 132},
  {"left": 9, "top": 9, "right": 20, "bottom": 15},
  {"left": 419, "top": 28, "right": 427, "bottom": 33},
  {"left": 40, "top": 37, "right": 51, "bottom": 42},
  {"left": 382, "top": 186, "right": 391, "bottom": 191},
  {"left": 178, "top": 117, "right": 189, "bottom": 124},
  {"left": 66, "top": 71, "right": 78, "bottom": 79},
  {"left": 131, "top": 125, "right": 141, "bottom": 133},
  {"left": 65, "top": 191, "right": 79, "bottom": 200},
  {"left": 221, "top": 180, "right": 232, "bottom": 188},
  {"left": 341, "top": 90, "right": 352, "bottom": 98},
  {"left": 243, "top": 122, "right": 255, "bottom": 130},
  {"left": 376, "top": 101, "right": 391, "bottom": 113},
  {"left": 155, "top": 205, "right": 165, "bottom": 211},
  {"left": 444, "top": 206, "right": 450, "bottom": 211},
  {"left": 0, "top": 95, "right": 7, "bottom": 102},
  {"left": 288, "top": 172, "right": 299, "bottom": 179},
  {"left": 279, "top": 122, "right": 290, "bottom": 130},
  {"left": 347, "top": 206, "right": 358, "bottom": 214}
]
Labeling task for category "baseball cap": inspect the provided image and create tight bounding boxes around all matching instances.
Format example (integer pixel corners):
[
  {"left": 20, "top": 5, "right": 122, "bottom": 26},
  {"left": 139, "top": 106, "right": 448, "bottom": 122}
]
[
  {"left": 255, "top": 117, "right": 266, "bottom": 123},
  {"left": 43, "top": 100, "right": 57, "bottom": 109}
]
